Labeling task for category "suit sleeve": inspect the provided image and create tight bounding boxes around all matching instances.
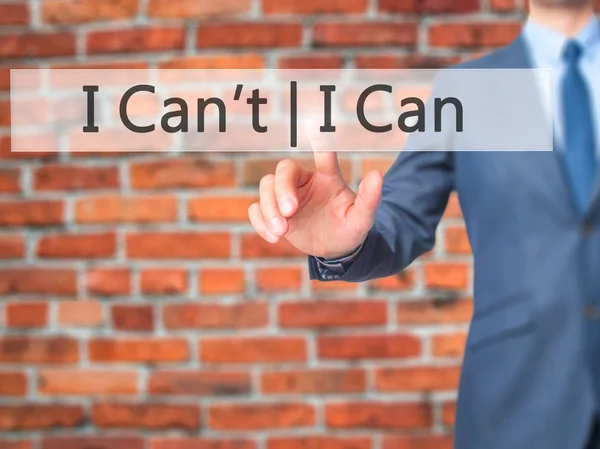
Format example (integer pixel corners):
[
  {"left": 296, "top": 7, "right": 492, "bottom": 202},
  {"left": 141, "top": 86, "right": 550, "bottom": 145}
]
[{"left": 309, "top": 149, "right": 455, "bottom": 282}]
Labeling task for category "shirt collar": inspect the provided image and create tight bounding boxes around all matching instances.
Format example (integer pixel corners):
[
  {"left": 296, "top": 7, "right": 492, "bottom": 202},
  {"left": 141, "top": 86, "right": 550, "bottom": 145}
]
[{"left": 523, "top": 15, "right": 600, "bottom": 65}]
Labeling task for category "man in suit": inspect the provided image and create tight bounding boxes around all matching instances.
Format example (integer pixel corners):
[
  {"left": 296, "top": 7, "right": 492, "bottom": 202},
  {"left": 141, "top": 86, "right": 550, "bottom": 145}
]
[{"left": 248, "top": 0, "right": 600, "bottom": 448}]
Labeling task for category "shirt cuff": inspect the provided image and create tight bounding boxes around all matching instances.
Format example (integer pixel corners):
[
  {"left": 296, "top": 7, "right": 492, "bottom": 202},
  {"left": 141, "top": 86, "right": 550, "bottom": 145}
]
[{"left": 314, "top": 243, "right": 364, "bottom": 275}]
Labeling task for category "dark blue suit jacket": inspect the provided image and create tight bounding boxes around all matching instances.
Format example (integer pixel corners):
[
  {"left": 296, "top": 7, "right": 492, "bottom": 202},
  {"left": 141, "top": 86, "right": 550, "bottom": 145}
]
[{"left": 310, "top": 35, "right": 600, "bottom": 449}]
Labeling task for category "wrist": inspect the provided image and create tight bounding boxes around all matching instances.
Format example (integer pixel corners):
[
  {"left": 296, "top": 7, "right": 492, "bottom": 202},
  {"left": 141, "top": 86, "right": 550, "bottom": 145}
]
[{"left": 320, "top": 243, "right": 364, "bottom": 263}]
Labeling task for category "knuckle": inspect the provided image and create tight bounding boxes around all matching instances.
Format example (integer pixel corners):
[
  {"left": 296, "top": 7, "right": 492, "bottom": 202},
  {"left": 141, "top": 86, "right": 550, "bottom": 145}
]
[
  {"left": 276, "top": 159, "right": 294, "bottom": 173},
  {"left": 248, "top": 202, "right": 259, "bottom": 214},
  {"left": 259, "top": 174, "right": 275, "bottom": 189}
]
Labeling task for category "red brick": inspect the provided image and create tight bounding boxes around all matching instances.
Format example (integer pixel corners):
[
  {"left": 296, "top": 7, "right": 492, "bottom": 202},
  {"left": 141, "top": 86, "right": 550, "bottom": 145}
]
[
  {"left": 0, "top": 4, "right": 29, "bottom": 25},
  {"left": 38, "top": 370, "right": 138, "bottom": 395},
  {"left": 127, "top": 232, "right": 230, "bottom": 259},
  {"left": 318, "top": 334, "right": 421, "bottom": 359},
  {"left": 199, "top": 268, "right": 245, "bottom": 294},
  {"left": 397, "top": 298, "right": 473, "bottom": 324},
  {"left": 429, "top": 22, "right": 522, "bottom": 48},
  {"left": 261, "top": 369, "right": 366, "bottom": 394},
  {"left": 188, "top": 196, "right": 257, "bottom": 222},
  {"left": 0, "top": 200, "right": 63, "bottom": 226},
  {"left": 379, "top": 0, "right": 479, "bottom": 13},
  {"left": 201, "top": 337, "right": 306, "bottom": 363},
  {"left": 75, "top": 196, "right": 178, "bottom": 224},
  {"left": 164, "top": 302, "right": 268, "bottom": 329},
  {"left": 313, "top": 22, "right": 418, "bottom": 47},
  {"left": 0, "top": 70, "right": 10, "bottom": 91},
  {"left": 445, "top": 226, "right": 472, "bottom": 254},
  {"left": 375, "top": 366, "right": 461, "bottom": 392},
  {"left": 160, "top": 54, "right": 264, "bottom": 69},
  {"left": 5, "top": 302, "right": 48, "bottom": 328},
  {"left": 89, "top": 339, "right": 188, "bottom": 363},
  {"left": 52, "top": 60, "right": 148, "bottom": 73},
  {"left": 141, "top": 268, "right": 188, "bottom": 294},
  {"left": 197, "top": 23, "right": 302, "bottom": 48},
  {"left": 241, "top": 234, "right": 304, "bottom": 258},
  {"left": 148, "top": 371, "right": 251, "bottom": 396},
  {"left": 368, "top": 270, "right": 416, "bottom": 292},
  {"left": 0, "top": 439, "right": 33, "bottom": 449},
  {"left": 34, "top": 165, "right": 119, "bottom": 191},
  {"left": 41, "top": 437, "right": 144, "bottom": 449},
  {"left": 0, "top": 135, "right": 56, "bottom": 160},
  {"left": 424, "top": 262, "right": 470, "bottom": 290},
  {"left": 360, "top": 157, "right": 395, "bottom": 174},
  {"left": 0, "top": 268, "right": 76, "bottom": 295},
  {"left": 0, "top": 235, "right": 24, "bottom": 259},
  {"left": 0, "top": 33, "right": 75, "bottom": 59},
  {"left": 149, "top": 0, "right": 251, "bottom": 18},
  {"left": 0, "top": 104, "right": 13, "bottom": 128},
  {"left": 264, "top": 0, "right": 367, "bottom": 13},
  {"left": 310, "top": 280, "right": 359, "bottom": 293},
  {"left": 87, "top": 27, "right": 185, "bottom": 54},
  {"left": 0, "top": 100, "right": 9, "bottom": 127},
  {"left": 67, "top": 131, "right": 172, "bottom": 155},
  {"left": 382, "top": 435, "right": 454, "bottom": 449},
  {"left": 325, "top": 402, "right": 431, "bottom": 429},
  {"left": 112, "top": 305, "right": 154, "bottom": 331},
  {"left": 10, "top": 99, "right": 41, "bottom": 128},
  {"left": 0, "top": 373, "right": 27, "bottom": 396},
  {"left": 278, "top": 54, "right": 343, "bottom": 69},
  {"left": 356, "top": 55, "right": 458, "bottom": 69},
  {"left": 268, "top": 437, "right": 371, "bottom": 449},
  {"left": 279, "top": 300, "right": 386, "bottom": 328},
  {"left": 92, "top": 403, "right": 200, "bottom": 429},
  {"left": 432, "top": 333, "right": 467, "bottom": 357},
  {"left": 0, "top": 405, "right": 83, "bottom": 430},
  {"left": 209, "top": 403, "right": 315, "bottom": 430},
  {"left": 87, "top": 267, "right": 131, "bottom": 296},
  {"left": 152, "top": 439, "right": 255, "bottom": 449},
  {"left": 491, "top": 0, "right": 517, "bottom": 11},
  {"left": 242, "top": 158, "right": 352, "bottom": 185},
  {"left": 0, "top": 441, "right": 32, "bottom": 449},
  {"left": 57, "top": 300, "right": 104, "bottom": 327},
  {"left": 0, "top": 170, "right": 20, "bottom": 193},
  {"left": 256, "top": 267, "right": 302, "bottom": 292},
  {"left": 37, "top": 232, "right": 116, "bottom": 259},
  {"left": 130, "top": 158, "right": 234, "bottom": 189},
  {"left": 0, "top": 337, "right": 78, "bottom": 364},
  {"left": 442, "top": 402, "right": 456, "bottom": 426},
  {"left": 444, "top": 192, "right": 462, "bottom": 218},
  {"left": 42, "top": 0, "right": 138, "bottom": 24}
]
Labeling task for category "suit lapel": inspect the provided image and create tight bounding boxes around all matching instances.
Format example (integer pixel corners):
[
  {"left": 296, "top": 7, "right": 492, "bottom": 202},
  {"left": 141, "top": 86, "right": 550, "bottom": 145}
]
[
  {"left": 492, "top": 36, "right": 579, "bottom": 216},
  {"left": 586, "top": 161, "right": 600, "bottom": 220}
]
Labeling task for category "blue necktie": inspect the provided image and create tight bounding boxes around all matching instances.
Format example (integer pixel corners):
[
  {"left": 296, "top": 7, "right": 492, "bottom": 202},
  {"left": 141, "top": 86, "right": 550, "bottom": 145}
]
[{"left": 562, "top": 40, "right": 597, "bottom": 213}]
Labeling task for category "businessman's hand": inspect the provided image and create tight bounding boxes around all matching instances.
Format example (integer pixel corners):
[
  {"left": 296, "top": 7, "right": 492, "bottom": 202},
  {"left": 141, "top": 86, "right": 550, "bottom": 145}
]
[{"left": 248, "top": 135, "right": 383, "bottom": 259}]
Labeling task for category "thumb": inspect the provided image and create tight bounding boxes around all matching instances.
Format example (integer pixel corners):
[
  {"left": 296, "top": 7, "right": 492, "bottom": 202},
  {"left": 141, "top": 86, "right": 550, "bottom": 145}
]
[
  {"left": 347, "top": 169, "right": 383, "bottom": 233},
  {"left": 304, "top": 117, "right": 341, "bottom": 177}
]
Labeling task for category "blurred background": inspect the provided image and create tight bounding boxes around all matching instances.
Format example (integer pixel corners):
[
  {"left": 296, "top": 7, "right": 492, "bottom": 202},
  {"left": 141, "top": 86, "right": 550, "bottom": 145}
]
[{"left": 0, "top": 0, "right": 549, "bottom": 448}]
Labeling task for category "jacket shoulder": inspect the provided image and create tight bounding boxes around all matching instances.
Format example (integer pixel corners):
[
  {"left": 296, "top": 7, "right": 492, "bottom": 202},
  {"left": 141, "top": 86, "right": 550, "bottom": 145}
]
[{"left": 449, "top": 39, "right": 525, "bottom": 70}]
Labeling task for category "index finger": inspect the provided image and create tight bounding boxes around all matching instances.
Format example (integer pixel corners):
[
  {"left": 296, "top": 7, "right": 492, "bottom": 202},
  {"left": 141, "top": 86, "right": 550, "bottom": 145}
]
[
  {"left": 274, "top": 159, "right": 310, "bottom": 217},
  {"left": 304, "top": 118, "right": 341, "bottom": 177}
]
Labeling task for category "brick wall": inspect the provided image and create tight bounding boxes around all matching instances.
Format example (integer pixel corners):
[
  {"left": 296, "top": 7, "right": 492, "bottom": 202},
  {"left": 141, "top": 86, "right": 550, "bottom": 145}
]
[{"left": 0, "top": 1, "right": 535, "bottom": 449}]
